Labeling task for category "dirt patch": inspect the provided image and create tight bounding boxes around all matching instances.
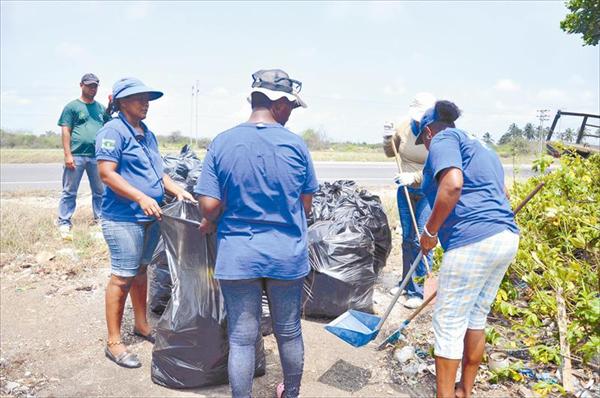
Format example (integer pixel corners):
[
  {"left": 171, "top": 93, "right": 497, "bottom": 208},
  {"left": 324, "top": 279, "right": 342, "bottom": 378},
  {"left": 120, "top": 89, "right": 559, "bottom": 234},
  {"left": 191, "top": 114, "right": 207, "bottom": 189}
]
[{"left": 2, "top": 191, "right": 596, "bottom": 397}]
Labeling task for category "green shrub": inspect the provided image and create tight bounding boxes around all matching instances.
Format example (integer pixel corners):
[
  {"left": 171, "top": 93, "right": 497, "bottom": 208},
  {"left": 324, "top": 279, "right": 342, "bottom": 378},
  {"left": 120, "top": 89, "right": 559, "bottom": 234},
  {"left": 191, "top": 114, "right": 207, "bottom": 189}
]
[{"left": 494, "top": 153, "right": 600, "bottom": 365}]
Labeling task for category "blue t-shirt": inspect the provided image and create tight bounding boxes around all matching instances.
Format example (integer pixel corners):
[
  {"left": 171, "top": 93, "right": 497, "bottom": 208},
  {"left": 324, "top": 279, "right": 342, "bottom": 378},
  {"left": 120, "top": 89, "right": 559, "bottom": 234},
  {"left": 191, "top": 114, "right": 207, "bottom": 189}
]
[
  {"left": 195, "top": 122, "right": 319, "bottom": 280},
  {"left": 95, "top": 114, "right": 164, "bottom": 222},
  {"left": 421, "top": 128, "right": 518, "bottom": 251}
]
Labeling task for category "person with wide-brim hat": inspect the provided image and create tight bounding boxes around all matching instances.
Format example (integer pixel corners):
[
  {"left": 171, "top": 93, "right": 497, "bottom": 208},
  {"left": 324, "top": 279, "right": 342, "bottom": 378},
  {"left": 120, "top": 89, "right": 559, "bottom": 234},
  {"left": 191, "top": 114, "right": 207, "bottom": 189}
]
[
  {"left": 383, "top": 92, "right": 436, "bottom": 309},
  {"left": 95, "top": 77, "right": 195, "bottom": 368},
  {"left": 195, "top": 69, "right": 316, "bottom": 398}
]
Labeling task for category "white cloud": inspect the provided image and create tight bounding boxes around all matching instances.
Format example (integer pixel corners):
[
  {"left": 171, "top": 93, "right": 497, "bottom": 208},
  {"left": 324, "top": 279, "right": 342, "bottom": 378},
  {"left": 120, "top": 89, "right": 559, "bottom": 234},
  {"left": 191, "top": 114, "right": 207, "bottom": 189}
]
[
  {"left": 537, "top": 88, "right": 568, "bottom": 102},
  {"left": 126, "top": 1, "right": 151, "bottom": 20},
  {"left": 365, "top": 1, "right": 405, "bottom": 22},
  {"left": 55, "top": 42, "right": 86, "bottom": 59},
  {"left": 1, "top": 90, "right": 32, "bottom": 106},
  {"left": 382, "top": 78, "right": 406, "bottom": 96},
  {"left": 297, "top": 47, "right": 317, "bottom": 58},
  {"left": 326, "top": 1, "right": 405, "bottom": 22},
  {"left": 494, "top": 100, "right": 507, "bottom": 110},
  {"left": 494, "top": 79, "right": 520, "bottom": 92},
  {"left": 209, "top": 87, "right": 230, "bottom": 97},
  {"left": 568, "top": 74, "right": 585, "bottom": 86}
]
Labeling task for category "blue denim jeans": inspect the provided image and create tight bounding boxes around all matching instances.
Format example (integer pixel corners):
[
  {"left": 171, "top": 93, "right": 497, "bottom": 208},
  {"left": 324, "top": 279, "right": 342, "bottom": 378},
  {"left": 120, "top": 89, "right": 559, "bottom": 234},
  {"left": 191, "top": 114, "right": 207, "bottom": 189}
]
[
  {"left": 397, "top": 186, "right": 433, "bottom": 299},
  {"left": 57, "top": 155, "right": 104, "bottom": 227},
  {"left": 101, "top": 220, "right": 161, "bottom": 277},
  {"left": 220, "top": 278, "right": 304, "bottom": 398}
]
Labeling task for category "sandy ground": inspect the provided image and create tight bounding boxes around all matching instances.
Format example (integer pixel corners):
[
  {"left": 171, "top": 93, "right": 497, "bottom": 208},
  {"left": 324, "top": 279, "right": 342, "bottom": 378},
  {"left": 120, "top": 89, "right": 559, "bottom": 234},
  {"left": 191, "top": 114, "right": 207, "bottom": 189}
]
[
  {"left": 0, "top": 240, "right": 437, "bottom": 398},
  {"left": 0, "top": 193, "right": 524, "bottom": 398}
]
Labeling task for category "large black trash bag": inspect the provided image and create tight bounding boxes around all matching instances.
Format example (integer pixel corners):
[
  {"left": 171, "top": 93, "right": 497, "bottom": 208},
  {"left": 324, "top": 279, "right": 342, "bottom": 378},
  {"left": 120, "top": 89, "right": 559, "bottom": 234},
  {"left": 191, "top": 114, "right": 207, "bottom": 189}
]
[
  {"left": 148, "top": 238, "right": 172, "bottom": 315},
  {"left": 185, "top": 163, "right": 202, "bottom": 194},
  {"left": 302, "top": 220, "right": 377, "bottom": 318},
  {"left": 163, "top": 145, "right": 202, "bottom": 203},
  {"left": 309, "top": 180, "right": 391, "bottom": 274},
  {"left": 151, "top": 201, "right": 266, "bottom": 389}
]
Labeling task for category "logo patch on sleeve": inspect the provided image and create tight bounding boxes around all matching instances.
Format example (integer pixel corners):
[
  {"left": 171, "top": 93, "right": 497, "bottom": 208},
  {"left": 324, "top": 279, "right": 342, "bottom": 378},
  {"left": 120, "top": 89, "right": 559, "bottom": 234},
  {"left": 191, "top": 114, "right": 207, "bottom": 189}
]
[{"left": 101, "top": 138, "right": 116, "bottom": 150}]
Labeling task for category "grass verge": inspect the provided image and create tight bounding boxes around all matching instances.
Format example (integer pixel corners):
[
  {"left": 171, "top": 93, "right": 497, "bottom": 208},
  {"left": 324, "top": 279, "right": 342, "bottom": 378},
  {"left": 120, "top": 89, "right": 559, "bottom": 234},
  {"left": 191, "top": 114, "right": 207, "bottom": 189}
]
[
  {"left": 2, "top": 147, "right": 540, "bottom": 164},
  {"left": 0, "top": 194, "right": 107, "bottom": 272}
]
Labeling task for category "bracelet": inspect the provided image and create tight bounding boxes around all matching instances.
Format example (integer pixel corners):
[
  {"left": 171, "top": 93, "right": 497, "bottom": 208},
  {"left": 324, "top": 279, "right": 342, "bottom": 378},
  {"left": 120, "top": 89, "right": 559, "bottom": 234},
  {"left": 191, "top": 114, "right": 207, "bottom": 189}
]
[{"left": 423, "top": 225, "right": 438, "bottom": 238}]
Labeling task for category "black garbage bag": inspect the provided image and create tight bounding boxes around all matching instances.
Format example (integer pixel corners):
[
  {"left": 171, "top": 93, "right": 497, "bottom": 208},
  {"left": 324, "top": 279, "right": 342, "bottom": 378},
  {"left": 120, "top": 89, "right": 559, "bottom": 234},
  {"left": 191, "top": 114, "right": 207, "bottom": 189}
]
[
  {"left": 163, "top": 145, "right": 202, "bottom": 203},
  {"left": 151, "top": 200, "right": 266, "bottom": 389},
  {"left": 309, "top": 180, "right": 357, "bottom": 223},
  {"left": 302, "top": 220, "right": 377, "bottom": 318},
  {"left": 148, "top": 238, "right": 172, "bottom": 315},
  {"left": 309, "top": 180, "right": 391, "bottom": 274},
  {"left": 185, "top": 163, "right": 202, "bottom": 194}
]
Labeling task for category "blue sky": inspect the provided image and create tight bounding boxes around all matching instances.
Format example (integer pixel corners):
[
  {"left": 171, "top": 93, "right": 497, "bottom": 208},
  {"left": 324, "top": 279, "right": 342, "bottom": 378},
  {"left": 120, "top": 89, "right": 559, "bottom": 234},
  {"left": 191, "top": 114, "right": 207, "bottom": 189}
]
[{"left": 1, "top": 1, "right": 598, "bottom": 143}]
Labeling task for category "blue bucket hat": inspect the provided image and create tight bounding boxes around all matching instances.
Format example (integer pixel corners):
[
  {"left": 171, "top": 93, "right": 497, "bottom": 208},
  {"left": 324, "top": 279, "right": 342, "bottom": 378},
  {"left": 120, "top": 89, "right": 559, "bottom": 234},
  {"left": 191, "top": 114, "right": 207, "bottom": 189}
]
[
  {"left": 415, "top": 107, "right": 437, "bottom": 145},
  {"left": 112, "top": 77, "right": 163, "bottom": 101}
]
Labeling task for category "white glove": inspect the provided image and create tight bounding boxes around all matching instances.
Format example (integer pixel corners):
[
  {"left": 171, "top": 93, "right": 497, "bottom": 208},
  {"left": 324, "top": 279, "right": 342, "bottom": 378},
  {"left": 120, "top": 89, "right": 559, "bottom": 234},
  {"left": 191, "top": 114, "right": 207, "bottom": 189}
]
[
  {"left": 394, "top": 172, "right": 418, "bottom": 186},
  {"left": 383, "top": 121, "right": 395, "bottom": 138}
]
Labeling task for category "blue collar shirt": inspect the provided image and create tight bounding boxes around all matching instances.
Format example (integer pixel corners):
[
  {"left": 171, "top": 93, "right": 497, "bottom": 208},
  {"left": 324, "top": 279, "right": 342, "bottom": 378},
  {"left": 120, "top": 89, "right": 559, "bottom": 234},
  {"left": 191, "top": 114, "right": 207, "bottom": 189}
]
[
  {"left": 95, "top": 113, "right": 164, "bottom": 222},
  {"left": 195, "top": 122, "right": 319, "bottom": 280},
  {"left": 421, "top": 128, "right": 519, "bottom": 251}
]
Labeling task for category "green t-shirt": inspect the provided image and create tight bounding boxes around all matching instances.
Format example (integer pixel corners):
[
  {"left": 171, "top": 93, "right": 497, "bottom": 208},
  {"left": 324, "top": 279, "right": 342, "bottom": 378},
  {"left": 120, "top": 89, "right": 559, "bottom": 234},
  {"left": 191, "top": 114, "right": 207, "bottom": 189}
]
[{"left": 57, "top": 99, "right": 110, "bottom": 157}]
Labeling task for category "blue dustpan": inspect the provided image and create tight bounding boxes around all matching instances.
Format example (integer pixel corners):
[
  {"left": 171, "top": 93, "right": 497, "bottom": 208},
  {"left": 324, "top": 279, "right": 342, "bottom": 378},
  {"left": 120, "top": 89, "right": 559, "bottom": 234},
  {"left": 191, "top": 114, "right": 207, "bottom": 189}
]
[
  {"left": 325, "top": 310, "right": 382, "bottom": 347},
  {"left": 324, "top": 252, "right": 424, "bottom": 348}
]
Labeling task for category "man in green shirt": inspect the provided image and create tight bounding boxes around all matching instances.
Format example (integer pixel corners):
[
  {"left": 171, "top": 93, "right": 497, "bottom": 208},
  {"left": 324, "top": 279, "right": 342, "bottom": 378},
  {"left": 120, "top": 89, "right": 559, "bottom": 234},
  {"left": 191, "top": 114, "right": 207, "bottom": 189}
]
[{"left": 57, "top": 73, "right": 109, "bottom": 239}]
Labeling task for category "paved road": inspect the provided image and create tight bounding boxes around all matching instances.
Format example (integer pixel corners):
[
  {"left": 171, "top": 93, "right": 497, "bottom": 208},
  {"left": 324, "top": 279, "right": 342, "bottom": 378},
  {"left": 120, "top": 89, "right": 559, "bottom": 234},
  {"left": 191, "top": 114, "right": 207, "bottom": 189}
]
[{"left": 0, "top": 162, "right": 544, "bottom": 192}]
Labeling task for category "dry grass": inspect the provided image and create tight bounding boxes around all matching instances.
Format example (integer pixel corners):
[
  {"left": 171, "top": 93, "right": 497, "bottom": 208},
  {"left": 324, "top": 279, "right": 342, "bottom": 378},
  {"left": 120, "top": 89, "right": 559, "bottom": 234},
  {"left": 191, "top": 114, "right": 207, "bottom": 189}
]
[
  {"left": 0, "top": 195, "right": 108, "bottom": 272},
  {"left": 310, "top": 151, "right": 389, "bottom": 162},
  {"left": 0, "top": 148, "right": 387, "bottom": 163},
  {"left": 2, "top": 147, "right": 534, "bottom": 165},
  {"left": 379, "top": 190, "right": 399, "bottom": 230},
  {"left": 0, "top": 149, "right": 64, "bottom": 163},
  {"left": 0, "top": 148, "right": 208, "bottom": 164},
  {"left": 1, "top": 148, "right": 389, "bottom": 163}
]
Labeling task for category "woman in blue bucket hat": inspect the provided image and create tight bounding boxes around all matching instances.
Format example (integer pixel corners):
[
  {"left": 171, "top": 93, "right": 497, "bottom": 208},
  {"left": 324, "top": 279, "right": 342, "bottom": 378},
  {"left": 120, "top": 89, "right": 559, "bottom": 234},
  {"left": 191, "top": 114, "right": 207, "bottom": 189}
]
[
  {"left": 95, "top": 77, "right": 195, "bottom": 368},
  {"left": 415, "top": 100, "right": 519, "bottom": 397}
]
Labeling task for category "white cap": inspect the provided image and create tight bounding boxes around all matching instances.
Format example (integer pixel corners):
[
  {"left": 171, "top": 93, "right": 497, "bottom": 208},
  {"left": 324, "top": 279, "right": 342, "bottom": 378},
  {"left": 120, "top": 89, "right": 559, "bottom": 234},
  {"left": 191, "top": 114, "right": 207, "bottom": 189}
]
[{"left": 408, "top": 92, "right": 436, "bottom": 121}]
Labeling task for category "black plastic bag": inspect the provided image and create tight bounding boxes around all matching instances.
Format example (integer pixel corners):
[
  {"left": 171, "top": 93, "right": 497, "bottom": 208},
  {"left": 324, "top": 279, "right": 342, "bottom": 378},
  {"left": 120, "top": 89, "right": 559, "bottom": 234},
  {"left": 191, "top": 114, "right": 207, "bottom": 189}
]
[
  {"left": 151, "top": 201, "right": 266, "bottom": 389},
  {"left": 185, "top": 163, "right": 202, "bottom": 194},
  {"left": 163, "top": 145, "right": 202, "bottom": 203},
  {"left": 309, "top": 180, "right": 391, "bottom": 274},
  {"left": 302, "top": 220, "right": 377, "bottom": 318},
  {"left": 148, "top": 238, "right": 172, "bottom": 315}
]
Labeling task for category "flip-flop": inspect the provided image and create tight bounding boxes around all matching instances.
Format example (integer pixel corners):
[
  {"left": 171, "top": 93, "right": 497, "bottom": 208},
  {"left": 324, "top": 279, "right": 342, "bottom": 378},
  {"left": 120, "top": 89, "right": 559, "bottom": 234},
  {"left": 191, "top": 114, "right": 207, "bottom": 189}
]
[
  {"left": 276, "top": 383, "right": 285, "bottom": 398},
  {"left": 133, "top": 328, "right": 156, "bottom": 344},
  {"left": 104, "top": 347, "right": 141, "bottom": 368}
]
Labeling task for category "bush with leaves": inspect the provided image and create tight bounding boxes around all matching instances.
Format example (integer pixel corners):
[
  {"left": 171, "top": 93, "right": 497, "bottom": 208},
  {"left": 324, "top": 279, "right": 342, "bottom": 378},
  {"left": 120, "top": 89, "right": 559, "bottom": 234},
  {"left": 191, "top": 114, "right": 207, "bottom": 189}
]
[{"left": 493, "top": 153, "right": 600, "bottom": 366}]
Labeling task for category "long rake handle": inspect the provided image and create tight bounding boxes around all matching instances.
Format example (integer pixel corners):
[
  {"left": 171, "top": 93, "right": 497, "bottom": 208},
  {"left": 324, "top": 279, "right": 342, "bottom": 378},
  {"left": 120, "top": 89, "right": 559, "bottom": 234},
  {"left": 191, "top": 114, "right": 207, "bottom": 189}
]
[
  {"left": 513, "top": 181, "right": 545, "bottom": 214},
  {"left": 382, "top": 180, "right": 546, "bottom": 335},
  {"left": 375, "top": 251, "right": 423, "bottom": 332},
  {"left": 391, "top": 140, "right": 431, "bottom": 273},
  {"left": 406, "top": 291, "right": 437, "bottom": 322}
]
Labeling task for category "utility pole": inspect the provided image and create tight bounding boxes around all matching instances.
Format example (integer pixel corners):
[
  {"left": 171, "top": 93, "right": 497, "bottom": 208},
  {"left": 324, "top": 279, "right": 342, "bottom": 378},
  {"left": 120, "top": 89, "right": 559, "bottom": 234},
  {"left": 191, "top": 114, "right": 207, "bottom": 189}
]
[
  {"left": 195, "top": 80, "right": 199, "bottom": 148},
  {"left": 537, "top": 109, "right": 550, "bottom": 154},
  {"left": 189, "top": 84, "right": 194, "bottom": 146}
]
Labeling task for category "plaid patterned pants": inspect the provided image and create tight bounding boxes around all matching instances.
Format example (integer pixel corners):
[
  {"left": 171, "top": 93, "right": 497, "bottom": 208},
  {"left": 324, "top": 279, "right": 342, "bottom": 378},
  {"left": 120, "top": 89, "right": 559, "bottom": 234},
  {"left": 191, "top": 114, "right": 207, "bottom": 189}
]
[{"left": 433, "top": 229, "right": 519, "bottom": 359}]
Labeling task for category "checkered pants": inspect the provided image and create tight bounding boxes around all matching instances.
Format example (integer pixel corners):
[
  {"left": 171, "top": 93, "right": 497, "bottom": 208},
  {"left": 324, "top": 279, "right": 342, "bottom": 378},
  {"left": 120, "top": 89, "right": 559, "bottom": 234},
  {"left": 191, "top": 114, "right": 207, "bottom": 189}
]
[{"left": 433, "top": 229, "right": 519, "bottom": 359}]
